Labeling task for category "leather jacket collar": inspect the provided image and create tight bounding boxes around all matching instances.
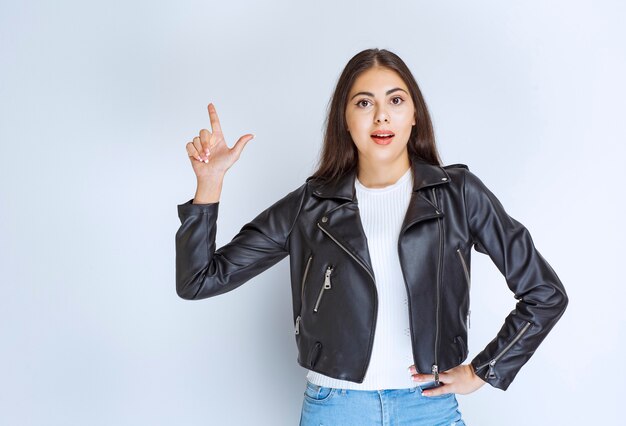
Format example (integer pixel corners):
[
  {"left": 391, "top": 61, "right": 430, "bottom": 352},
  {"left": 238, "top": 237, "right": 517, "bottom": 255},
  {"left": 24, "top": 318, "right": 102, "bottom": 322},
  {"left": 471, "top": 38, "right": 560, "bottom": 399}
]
[
  {"left": 306, "top": 157, "right": 452, "bottom": 201},
  {"left": 306, "top": 158, "right": 458, "bottom": 283}
]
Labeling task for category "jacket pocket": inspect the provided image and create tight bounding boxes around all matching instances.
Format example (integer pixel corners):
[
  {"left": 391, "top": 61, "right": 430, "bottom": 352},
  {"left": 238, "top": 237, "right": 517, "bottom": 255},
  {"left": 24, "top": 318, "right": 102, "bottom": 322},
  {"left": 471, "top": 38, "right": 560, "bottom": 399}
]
[
  {"left": 456, "top": 246, "right": 471, "bottom": 329},
  {"left": 307, "top": 341, "right": 323, "bottom": 368},
  {"left": 454, "top": 335, "right": 468, "bottom": 364},
  {"left": 313, "top": 266, "right": 334, "bottom": 313},
  {"left": 296, "top": 253, "right": 314, "bottom": 335}
]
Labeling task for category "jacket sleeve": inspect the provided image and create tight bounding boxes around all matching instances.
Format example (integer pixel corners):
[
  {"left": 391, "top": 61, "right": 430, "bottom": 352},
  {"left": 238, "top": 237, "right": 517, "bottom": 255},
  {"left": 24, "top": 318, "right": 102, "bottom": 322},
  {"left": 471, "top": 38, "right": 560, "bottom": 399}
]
[
  {"left": 175, "top": 183, "right": 307, "bottom": 300},
  {"left": 463, "top": 169, "right": 568, "bottom": 391}
]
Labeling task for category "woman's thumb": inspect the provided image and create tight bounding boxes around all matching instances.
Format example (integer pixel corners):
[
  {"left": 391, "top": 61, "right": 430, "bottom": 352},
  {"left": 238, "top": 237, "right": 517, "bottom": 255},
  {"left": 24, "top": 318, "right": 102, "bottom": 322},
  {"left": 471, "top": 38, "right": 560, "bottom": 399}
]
[{"left": 232, "top": 133, "right": 255, "bottom": 157}]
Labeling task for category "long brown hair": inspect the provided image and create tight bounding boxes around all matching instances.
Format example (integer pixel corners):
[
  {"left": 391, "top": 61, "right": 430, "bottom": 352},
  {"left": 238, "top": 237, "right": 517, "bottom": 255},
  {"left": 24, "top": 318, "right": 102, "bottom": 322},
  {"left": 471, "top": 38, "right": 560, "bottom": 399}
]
[{"left": 308, "top": 48, "right": 443, "bottom": 186}]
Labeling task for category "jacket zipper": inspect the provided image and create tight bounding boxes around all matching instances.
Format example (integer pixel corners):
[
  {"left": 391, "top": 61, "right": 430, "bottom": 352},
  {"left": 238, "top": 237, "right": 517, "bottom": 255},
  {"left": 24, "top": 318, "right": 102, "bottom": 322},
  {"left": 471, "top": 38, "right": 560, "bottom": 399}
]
[
  {"left": 296, "top": 254, "right": 314, "bottom": 335},
  {"left": 432, "top": 187, "right": 443, "bottom": 385},
  {"left": 456, "top": 248, "right": 471, "bottom": 329},
  {"left": 313, "top": 266, "right": 333, "bottom": 313},
  {"left": 475, "top": 321, "right": 532, "bottom": 379},
  {"left": 316, "top": 222, "right": 375, "bottom": 283}
]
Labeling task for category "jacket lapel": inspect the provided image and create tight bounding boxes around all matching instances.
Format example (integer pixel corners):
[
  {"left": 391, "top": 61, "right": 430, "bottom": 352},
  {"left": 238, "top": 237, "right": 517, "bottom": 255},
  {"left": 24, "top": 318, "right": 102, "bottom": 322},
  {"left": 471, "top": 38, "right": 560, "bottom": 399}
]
[{"left": 308, "top": 158, "right": 452, "bottom": 279}]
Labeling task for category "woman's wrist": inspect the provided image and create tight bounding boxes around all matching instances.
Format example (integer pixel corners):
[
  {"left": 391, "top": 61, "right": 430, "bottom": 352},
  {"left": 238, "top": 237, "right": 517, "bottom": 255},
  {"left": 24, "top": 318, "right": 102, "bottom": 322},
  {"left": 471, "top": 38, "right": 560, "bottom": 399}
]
[
  {"left": 193, "top": 174, "right": 225, "bottom": 204},
  {"left": 468, "top": 363, "right": 487, "bottom": 386}
]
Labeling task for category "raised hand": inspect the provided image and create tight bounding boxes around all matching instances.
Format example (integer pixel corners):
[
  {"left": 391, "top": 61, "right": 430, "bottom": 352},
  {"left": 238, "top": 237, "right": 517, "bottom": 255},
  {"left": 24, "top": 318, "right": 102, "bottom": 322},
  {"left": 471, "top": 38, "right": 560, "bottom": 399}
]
[{"left": 185, "top": 103, "right": 255, "bottom": 180}]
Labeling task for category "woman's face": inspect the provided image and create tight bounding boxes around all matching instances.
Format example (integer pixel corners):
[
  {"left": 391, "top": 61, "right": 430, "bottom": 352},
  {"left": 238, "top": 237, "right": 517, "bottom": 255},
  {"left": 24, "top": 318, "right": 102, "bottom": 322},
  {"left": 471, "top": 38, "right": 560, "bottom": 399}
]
[{"left": 345, "top": 66, "right": 416, "bottom": 166}]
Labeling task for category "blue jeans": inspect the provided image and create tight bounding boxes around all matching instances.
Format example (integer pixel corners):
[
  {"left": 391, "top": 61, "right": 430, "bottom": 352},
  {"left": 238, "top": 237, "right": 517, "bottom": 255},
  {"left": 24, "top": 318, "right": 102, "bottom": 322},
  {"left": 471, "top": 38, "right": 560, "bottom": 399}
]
[{"left": 299, "top": 379, "right": 466, "bottom": 426}]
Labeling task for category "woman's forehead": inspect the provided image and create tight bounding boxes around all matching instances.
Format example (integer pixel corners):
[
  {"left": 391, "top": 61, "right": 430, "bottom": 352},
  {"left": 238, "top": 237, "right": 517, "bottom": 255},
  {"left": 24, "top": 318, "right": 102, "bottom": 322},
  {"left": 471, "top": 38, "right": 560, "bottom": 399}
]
[{"left": 350, "top": 68, "right": 409, "bottom": 95}]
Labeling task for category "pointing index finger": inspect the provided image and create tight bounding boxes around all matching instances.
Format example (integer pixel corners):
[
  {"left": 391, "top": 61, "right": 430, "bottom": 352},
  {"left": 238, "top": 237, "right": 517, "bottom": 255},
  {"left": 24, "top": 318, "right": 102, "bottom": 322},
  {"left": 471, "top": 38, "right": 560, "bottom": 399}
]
[{"left": 207, "top": 103, "right": 223, "bottom": 134}]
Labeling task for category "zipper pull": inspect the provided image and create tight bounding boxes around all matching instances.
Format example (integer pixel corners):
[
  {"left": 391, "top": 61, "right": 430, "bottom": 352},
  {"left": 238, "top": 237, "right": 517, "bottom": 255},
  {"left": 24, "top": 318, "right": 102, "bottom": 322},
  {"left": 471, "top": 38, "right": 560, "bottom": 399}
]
[
  {"left": 324, "top": 267, "right": 332, "bottom": 289},
  {"left": 432, "top": 364, "right": 439, "bottom": 385},
  {"left": 295, "top": 315, "right": 301, "bottom": 335},
  {"left": 486, "top": 360, "right": 496, "bottom": 379}
]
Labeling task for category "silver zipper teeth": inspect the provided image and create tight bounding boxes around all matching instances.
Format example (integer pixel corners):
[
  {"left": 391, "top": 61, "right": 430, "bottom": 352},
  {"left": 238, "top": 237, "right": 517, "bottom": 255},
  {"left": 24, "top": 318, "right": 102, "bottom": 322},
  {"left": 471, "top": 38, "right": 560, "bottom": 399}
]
[
  {"left": 456, "top": 248, "right": 471, "bottom": 329},
  {"left": 476, "top": 321, "right": 532, "bottom": 379},
  {"left": 314, "top": 266, "right": 333, "bottom": 312},
  {"left": 316, "top": 223, "right": 375, "bottom": 283},
  {"left": 432, "top": 187, "right": 442, "bottom": 385},
  {"left": 296, "top": 254, "right": 313, "bottom": 335}
]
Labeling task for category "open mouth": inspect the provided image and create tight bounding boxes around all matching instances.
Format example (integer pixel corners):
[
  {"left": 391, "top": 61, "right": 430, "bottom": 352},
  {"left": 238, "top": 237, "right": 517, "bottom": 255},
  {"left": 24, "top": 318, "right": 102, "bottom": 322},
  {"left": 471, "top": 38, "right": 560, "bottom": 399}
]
[{"left": 371, "top": 132, "right": 395, "bottom": 144}]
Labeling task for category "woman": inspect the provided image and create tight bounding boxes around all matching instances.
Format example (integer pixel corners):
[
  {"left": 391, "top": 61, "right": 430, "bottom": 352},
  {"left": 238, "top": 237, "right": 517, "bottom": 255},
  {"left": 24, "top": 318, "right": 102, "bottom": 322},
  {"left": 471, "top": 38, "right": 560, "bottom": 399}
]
[{"left": 176, "top": 48, "right": 568, "bottom": 425}]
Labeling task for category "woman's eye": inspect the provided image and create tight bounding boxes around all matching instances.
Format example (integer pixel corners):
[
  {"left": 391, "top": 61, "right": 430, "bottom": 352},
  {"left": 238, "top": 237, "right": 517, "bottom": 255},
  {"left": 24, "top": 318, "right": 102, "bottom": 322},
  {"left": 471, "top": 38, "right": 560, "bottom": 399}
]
[{"left": 356, "top": 97, "right": 404, "bottom": 108}]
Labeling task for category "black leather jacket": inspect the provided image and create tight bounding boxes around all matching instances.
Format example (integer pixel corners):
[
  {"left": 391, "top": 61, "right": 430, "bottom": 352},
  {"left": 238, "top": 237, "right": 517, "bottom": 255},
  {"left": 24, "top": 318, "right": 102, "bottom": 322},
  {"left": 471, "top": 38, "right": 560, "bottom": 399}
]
[{"left": 175, "top": 157, "right": 568, "bottom": 391}]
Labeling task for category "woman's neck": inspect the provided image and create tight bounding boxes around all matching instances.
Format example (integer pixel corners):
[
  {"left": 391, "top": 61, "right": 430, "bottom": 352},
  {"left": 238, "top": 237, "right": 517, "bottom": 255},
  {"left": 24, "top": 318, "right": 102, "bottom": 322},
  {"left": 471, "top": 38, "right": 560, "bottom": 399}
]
[{"left": 356, "top": 156, "right": 411, "bottom": 189}]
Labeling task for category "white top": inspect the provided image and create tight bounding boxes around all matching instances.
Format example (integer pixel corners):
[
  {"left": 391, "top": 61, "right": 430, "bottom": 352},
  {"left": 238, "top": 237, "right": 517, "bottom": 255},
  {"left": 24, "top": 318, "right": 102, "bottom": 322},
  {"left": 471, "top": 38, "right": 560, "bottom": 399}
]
[{"left": 306, "top": 166, "right": 417, "bottom": 390}]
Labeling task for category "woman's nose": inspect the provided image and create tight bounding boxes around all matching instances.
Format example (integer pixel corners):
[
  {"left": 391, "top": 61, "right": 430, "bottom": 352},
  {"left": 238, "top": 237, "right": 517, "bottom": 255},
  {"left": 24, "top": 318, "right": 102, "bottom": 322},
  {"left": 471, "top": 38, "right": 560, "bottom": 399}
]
[{"left": 375, "top": 114, "right": 390, "bottom": 123}]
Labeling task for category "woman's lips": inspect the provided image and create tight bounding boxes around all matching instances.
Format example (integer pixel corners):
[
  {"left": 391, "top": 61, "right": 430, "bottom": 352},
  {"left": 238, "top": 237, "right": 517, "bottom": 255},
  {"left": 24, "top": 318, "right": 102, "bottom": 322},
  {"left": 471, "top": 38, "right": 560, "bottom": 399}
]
[{"left": 371, "top": 135, "right": 394, "bottom": 145}]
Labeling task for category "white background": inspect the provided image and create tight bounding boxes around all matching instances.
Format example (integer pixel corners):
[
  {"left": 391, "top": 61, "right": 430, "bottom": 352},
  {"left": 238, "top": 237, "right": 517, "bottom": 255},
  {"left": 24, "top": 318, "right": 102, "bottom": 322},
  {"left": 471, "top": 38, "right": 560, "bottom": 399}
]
[{"left": 1, "top": 0, "right": 623, "bottom": 424}]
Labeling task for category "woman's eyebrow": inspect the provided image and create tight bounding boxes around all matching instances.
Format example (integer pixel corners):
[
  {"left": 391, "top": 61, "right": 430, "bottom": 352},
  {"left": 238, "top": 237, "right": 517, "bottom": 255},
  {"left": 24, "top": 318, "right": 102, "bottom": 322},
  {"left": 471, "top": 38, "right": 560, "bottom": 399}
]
[{"left": 350, "top": 87, "right": 408, "bottom": 100}]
